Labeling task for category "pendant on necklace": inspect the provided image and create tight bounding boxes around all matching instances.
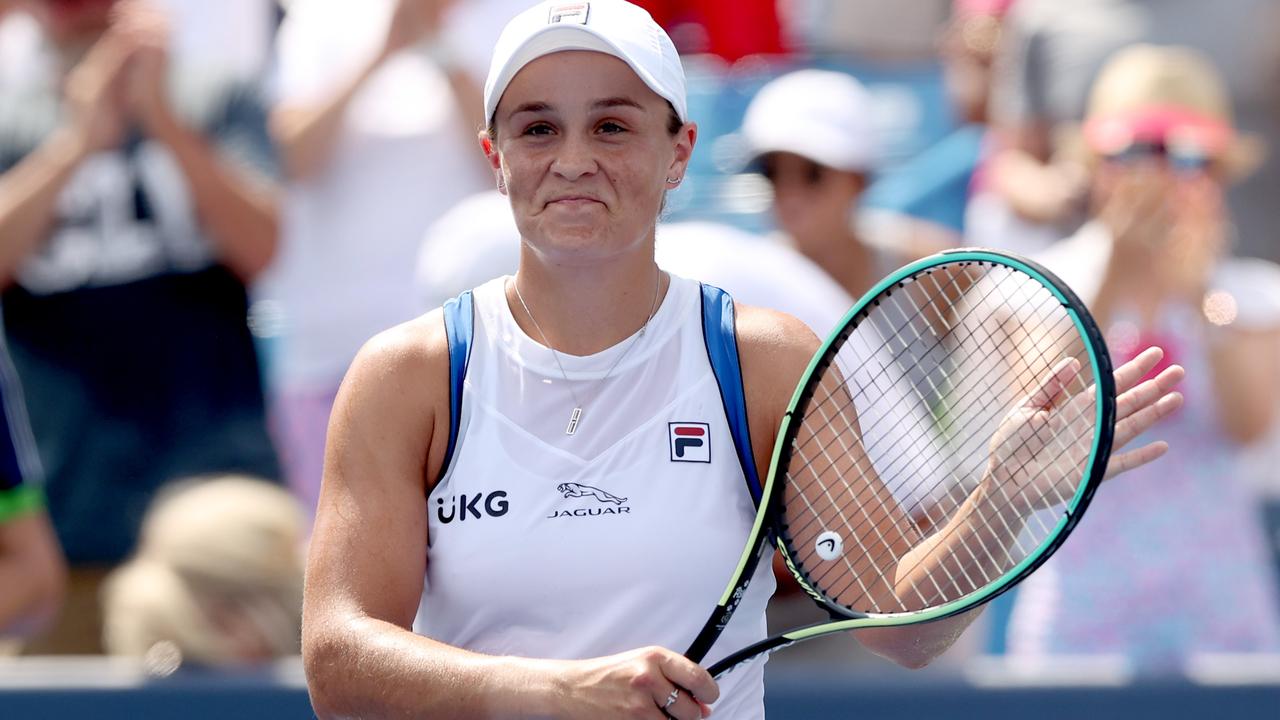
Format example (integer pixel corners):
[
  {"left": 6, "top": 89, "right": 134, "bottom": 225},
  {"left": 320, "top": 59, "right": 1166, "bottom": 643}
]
[{"left": 565, "top": 407, "right": 583, "bottom": 435}]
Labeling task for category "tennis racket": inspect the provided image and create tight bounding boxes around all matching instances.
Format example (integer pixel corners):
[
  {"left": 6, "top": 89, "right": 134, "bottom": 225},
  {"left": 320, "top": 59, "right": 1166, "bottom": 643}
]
[{"left": 685, "top": 248, "right": 1116, "bottom": 678}]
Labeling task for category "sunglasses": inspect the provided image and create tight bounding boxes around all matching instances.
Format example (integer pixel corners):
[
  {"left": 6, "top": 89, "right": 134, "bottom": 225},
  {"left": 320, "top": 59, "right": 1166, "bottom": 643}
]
[{"left": 1102, "top": 140, "right": 1216, "bottom": 174}]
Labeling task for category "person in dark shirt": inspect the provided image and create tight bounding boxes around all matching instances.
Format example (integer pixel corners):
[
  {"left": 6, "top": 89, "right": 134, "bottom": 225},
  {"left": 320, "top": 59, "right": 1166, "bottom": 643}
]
[
  {"left": 0, "top": 0, "right": 280, "bottom": 651},
  {"left": 0, "top": 332, "right": 63, "bottom": 639}
]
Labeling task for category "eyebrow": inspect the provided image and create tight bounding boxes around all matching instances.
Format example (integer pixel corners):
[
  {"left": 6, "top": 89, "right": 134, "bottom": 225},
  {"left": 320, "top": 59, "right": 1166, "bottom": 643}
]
[
  {"left": 507, "top": 97, "right": 645, "bottom": 118},
  {"left": 591, "top": 97, "right": 645, "bottom": 111},
  {"left": 509, "top": 102, "right": 554, "bottom": 117}
]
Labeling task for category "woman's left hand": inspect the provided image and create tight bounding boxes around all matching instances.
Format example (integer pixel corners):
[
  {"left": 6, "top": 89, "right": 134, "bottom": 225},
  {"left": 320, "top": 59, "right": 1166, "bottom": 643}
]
[{"left": 985, "top": 346, "right": 1184, "bottom": 513}]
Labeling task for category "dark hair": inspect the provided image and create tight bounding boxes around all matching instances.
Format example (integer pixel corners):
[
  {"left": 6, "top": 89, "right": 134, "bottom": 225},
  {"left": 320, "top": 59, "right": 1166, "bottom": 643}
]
[{"left": 486, "top": 101, "right": 684, "bottom": 141}]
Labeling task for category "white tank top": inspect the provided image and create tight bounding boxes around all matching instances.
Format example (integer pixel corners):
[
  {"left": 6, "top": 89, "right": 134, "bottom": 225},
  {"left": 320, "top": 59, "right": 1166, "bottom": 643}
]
[{"left": 414, "top": 274, "right": 775, "bottom": 718}]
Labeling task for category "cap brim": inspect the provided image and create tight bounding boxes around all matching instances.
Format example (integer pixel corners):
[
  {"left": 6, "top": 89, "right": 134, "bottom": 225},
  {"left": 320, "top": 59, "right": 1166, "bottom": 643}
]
[{"left": 486, "top": 25, "right": 677, "bottom": 124}]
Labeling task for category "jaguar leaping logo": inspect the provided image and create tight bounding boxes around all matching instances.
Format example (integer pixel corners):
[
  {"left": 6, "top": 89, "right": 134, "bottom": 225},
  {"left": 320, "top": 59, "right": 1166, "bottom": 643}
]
[{"left": 557, "top": 482, "right": 627, "bottom": 505}]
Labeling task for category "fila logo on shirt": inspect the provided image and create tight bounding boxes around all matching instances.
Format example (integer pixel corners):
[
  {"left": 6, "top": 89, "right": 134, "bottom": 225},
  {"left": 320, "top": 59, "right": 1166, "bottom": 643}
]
[
  {"left": 436, "top": 491, "right": 509, "bottom": 524},
  {"left": 669, "top": 422, "right": 711, "bottom": 463}
]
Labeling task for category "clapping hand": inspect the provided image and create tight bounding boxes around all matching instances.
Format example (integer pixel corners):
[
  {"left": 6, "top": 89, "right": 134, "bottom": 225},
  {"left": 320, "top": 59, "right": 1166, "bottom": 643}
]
[{"left": 985, "top": 347, "right": 1183, "bottom": 514}]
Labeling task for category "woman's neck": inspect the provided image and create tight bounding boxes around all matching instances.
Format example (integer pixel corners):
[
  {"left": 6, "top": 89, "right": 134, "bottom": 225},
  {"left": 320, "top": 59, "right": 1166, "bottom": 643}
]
[
  {"left": 795, "top": 230, "right": 874, "bottom": 299},
  {"left": 508, "top": 245, "right": 667, "bottom": 356}
]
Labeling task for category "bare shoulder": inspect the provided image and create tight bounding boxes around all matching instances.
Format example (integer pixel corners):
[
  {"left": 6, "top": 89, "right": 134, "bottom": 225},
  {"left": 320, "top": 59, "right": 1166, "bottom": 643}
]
[
  {"left": 306, "top": 311, "right": 453, "bottom": 641},
  {"left": 328, "top": 309, "right": 453, "bottom": 489},
  {"left": 735, "top": 304, "right": 822, "bottom": 381},
  {"left": 735, "top": 304, "right": 824, "bottom": 472},
  {"left": 344, "top": 309, "right": 449, "bottom": 388}
]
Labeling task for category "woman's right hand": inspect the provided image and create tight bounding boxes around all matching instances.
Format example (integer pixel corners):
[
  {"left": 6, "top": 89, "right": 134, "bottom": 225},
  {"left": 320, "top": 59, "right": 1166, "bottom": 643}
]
[{"left": 548, "top": 646, "right": 719, "bottom": 720}]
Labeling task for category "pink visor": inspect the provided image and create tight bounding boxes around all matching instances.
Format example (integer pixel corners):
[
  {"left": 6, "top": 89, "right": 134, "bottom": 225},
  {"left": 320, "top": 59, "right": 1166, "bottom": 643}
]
[
  {"left": 1083, "top": 106, "right": 1234, "bottom": 155},
  {"left": 954, "top": 0, "right": 1018, "bottom": 18}
]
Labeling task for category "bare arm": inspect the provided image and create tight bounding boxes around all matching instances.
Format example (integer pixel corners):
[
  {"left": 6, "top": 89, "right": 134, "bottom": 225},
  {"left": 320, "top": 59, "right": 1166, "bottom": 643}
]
[
  {"left": 303, "top": 314, "right": 717, "bottom": 719},
  {"left": 269, "top": 50, "right": 386, "bottom": 181},
  {"left": 303, "top": 314, "right": 544, "bottom": 718},
  {"left": 985, "top": 10, "right": 1088, "bottom": 224},
  {"left": 0, "top": 131, "right": 92, "bottom": 288},
  {"left": 145, "top": 113, "right": 279, "bottom": 281},
  {"left": 736, "top": 306, "right": 977, "bottom": 669},
  {"left": 988, "top": 140, "right": 1089, "bottom": 225},
  {"left": 737, "top": 306, "right": 1184, "bottom": 669},
  {"left": 271, "top": 0, "right": 475, "bottom": 181},
  {"left": 0, "top": 509, "right": 66, "bottom": 637},
  {"left": 1206, "top": 327, "right": 1280, "bottom": 443},
  {"left": 0, "top": 28, "right": 131, "bottom": 287},
  {"left": 112, "top": 3, "right": 277, "bottom": 281}
]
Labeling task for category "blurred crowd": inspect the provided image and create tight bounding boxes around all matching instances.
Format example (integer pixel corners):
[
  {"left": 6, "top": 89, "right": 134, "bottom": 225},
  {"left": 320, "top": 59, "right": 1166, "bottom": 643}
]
[{"left": 1, "top": 0, "right": 1278, "bottom": 681}]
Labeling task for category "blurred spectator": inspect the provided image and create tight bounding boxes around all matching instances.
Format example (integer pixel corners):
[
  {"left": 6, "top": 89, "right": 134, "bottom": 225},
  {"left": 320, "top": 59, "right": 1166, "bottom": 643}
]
[
  {"left": 0, "top": 335, "right": 63, "bottom": 639},
  {"left": 440, "top": 0, "right": 555, "bottom": 87},
  {"left": 863, "top": 0, "right": 1033, "bottom": 250},
  {"left": 102, "top": 475, "right": 304, "bottom": 668},
  {"left": 0, "top": 0, "right": 280, "bottom": 651},
  {"left": 738, "top": 69, "right": 930, "bottom": 300},
  {"left": 414, "top": 190, "right": 853, "bottom": 337},
  {"left": 1007, "top": 46, "right": 1280, "bottom": 672},
  {"left": 1, "top": 0, "right": 280, "bottom": 85},
  {"left": 629, "top": 0, "right": 787, "bottom": 61},
  {"left": 782, "top": 0, "right": 948, "bottom": 60},
  {"left": 264, "top": 0, "right": 489, "bottom": 516},
  {"left": 988, "top": 0, "right": 1280, "bottom": 262}
]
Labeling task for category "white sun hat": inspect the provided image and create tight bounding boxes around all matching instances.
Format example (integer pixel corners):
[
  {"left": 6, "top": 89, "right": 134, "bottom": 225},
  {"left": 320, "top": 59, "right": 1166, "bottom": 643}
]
[
  {"left": 483, "top": 0, "right": 688, "bottom": 125},
  {"left": 740, "top": 69, "right": 880, "bottom": 173}
]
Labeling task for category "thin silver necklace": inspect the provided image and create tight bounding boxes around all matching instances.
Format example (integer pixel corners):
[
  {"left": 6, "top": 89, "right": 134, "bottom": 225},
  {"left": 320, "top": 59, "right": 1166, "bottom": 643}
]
[{"left": 510, "top": 269, "right": 663, "bottom": 435}]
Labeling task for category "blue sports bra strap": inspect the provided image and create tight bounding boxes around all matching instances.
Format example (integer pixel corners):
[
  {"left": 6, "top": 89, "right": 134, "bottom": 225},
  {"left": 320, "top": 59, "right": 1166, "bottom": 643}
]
[
  {"left": 440, "top": 290, "right": 475, "bottom": 481},
  {"left": 699, "top": 284, "right": 763, "bottom": 506}
]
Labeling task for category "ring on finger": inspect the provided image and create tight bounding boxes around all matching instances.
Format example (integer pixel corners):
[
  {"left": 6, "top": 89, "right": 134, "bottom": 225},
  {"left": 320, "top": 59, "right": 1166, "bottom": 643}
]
[{"left": 662, "top": 688, "right": 680, "bottom": 709}]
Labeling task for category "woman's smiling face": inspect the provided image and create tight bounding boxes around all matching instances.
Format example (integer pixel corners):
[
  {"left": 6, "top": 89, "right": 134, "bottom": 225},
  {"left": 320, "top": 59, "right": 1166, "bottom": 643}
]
[{"left": 485, "top": 50, "right": 695, "bottom": 266}]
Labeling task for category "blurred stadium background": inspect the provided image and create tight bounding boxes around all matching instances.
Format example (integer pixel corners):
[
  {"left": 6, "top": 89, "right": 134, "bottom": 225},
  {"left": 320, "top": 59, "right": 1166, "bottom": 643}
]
[{"left": 2, "top": 0, "right": 1280, "bottom": 716}]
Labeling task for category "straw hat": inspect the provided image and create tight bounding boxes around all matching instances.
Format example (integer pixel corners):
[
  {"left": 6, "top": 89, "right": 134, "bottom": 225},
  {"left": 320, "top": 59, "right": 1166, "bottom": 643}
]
[
  {"left": 101, "top": 476, "right": 305, "bottom": 668},
  {"left": 1073, "top": 44, "right": 1267, "bottom": 180}
]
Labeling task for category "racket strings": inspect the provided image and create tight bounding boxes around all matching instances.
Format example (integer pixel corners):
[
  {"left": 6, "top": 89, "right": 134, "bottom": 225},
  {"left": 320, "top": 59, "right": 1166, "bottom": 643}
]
[
  {"left": 798, "top": 279, "right": 1090, "bottom": 604},
  {"left": 779, "top": 264, "right": 1100, "bottom": 614},
  {"left": 784, "top": 268, "right": 1055, "bottom": 607},
  {"left": 790, "top": 267, "right": 1070, "bottom": 536},
  {"left": 796, "top": 342, "right": 1076, "bottom": 608},
  {"left": 789, "top": 266, "right": 1003, "bottom": 522},
  {"left": 794, "top": 335, "right": 1091, "bottom": 610},
  {"left": 824, "top": 278, "right": 1095, "bottom": 602},
  {"left": 891, "top": 380, "right": 1099, "bottom": 604},
  {"left": 789, "top": 392, "right": 915, "bottom": 608},
  {"left": 844, "top": 268, "right": 1081, "bottom": 517},
  {"left": 799, "top": 267, "right": 1083, "bottom": 528}
]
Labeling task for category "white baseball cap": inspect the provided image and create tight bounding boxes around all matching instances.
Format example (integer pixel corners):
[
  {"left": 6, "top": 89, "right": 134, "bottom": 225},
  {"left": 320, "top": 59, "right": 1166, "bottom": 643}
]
[
  {"left": 483, "top": 0, "right": 688, "bottom": 126},
  {"left": 740, "top": 69, "right": 880, "bottom": 174}
]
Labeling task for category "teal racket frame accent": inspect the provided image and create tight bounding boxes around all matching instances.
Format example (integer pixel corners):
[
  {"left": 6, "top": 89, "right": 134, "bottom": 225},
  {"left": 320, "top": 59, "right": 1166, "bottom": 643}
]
[{"left": 702, "top": 249, "right": 1116, "bottom": 677}]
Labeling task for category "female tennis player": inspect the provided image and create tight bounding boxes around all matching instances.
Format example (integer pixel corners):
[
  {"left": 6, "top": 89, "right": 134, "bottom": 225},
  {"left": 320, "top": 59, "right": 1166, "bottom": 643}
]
[{"left": 301, "top": 2, "right": 1184, "bottom": 718}]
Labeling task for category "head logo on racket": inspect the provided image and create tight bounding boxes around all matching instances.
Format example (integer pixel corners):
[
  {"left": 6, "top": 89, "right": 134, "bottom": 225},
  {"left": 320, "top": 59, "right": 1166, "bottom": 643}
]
[
  {"left": 681, "top": 249, "right": 1141, "bottom": 679},
  {"left": 814, "top": 531, "right": 843, "bottom": 561}
]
